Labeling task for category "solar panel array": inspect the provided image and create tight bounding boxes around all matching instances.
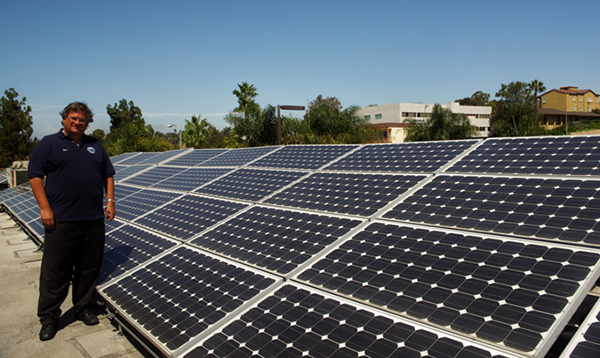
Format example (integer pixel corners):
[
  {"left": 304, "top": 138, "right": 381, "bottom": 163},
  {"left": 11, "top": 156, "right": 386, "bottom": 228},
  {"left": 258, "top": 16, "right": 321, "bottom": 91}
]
[{"left": 2, "top": 137, "right": 600, "bottom": 358}]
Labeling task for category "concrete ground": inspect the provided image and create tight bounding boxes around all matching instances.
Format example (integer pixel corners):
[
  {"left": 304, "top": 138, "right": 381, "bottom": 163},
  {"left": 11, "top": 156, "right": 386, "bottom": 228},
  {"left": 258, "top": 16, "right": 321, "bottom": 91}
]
[{"left": 0, "top": 211, "right": 146, "bottom": 358}]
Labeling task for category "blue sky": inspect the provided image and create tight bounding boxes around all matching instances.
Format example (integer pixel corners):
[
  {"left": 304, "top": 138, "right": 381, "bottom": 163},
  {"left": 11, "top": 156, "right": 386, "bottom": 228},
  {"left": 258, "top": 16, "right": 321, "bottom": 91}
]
[{"left": 2, "top": 0, "right": 599, "bottom": 139}]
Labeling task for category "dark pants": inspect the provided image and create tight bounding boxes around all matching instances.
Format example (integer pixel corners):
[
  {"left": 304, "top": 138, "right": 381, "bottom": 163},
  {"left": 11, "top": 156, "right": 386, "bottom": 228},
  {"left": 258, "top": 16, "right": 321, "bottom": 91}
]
[{"left": 38, "top": 219, "right": 105, "bottom": 325}]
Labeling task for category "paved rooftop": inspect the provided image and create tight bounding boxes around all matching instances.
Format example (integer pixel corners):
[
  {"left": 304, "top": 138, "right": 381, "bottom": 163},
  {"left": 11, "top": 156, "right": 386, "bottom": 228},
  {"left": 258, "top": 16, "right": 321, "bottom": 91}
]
[{"left": 0, "top": 211, "right": 146, "bottom": 358}]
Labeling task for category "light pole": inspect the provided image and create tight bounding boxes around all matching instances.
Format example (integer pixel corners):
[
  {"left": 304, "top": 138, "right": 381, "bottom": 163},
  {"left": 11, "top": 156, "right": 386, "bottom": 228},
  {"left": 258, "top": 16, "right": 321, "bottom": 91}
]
[
  {"left": 277, "top": 105, "right": 305, "bottom": 145},
  {"left": 168, "top": 124, "right": 182, "bottom": 149}
]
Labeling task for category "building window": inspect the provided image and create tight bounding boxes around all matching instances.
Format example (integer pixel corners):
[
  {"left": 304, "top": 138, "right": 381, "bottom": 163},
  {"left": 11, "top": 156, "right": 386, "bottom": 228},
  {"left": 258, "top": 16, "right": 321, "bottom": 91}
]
[
  {"left": 375, "top": 114, "right": 382, "bottom": 120},
  {"left": 573, "top": 105, "right": 577, "bottom": 111},
  {"left": 543, "top": 98, "right": 546, "bottom": 104},
  {"left": 573, "top": 97, "right": 576, "bottom": 102},
  {"left": 364, "top": 115, "right": 371, "bottom": 120},
  {"left": 580, "top": 96, "right": 583, "bottom": 102}
]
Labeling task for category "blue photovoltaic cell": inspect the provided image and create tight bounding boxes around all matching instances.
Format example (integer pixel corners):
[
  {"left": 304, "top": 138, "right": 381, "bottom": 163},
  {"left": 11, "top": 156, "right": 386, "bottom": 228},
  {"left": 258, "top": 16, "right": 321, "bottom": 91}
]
[
  {"left": 151, "top": 167, "right": 232, "bottom": 192},
  {"left": 194, "top": 168, "right": 307, "bottom": 202},
  {"left": 116, "top": 152, "right": 162, "bottom": 166},
  {"left": 110, "top": 152, "right": 141, "bottom": 165},
  {"left": 117, "top": 189, "right": 182, "bottom": 222},
  {"left": 121, "top": 166, "right": 186, "bottom": 187},
  {"left": 133, "top": 149, "right": 189, "bottom": 165},
  {"left": 447, "top": 136, "right": 600, "bottom": 176},
  {"left": 249, "top": 145, "right": 359, "bottom": 170},
  {"left": 163, "top": 149, "right": 229, "bottom": 167},
  {"left": 191, "top": 206, "right": 362, "bottom": 274},
  {"left": 197, "top": 146, "right": 280, "bottom": 167},
  {"left": 185, "top": 284, "right": 510, "bottom": 358},
  {"left": 560, "top": 298, "right": 600, "bottom": 358},
  {"left": 383, "top": 175, "right": 600, "bottom": 245},
  {"left": 99, "top": 223, "right": 179, "bottom": 284},
  {"left": 266, "top": 172, "right": 427, "bottom": 216},
  {"left": 133, "top": 194, "right": 249, "bottom": 241},
  {"left": 297, "top": 221, "right": 600, "bottom": 353},
  {"left": 101, "top": 246, "right": 277, "bottom": 352},
  {"left": 113, "top": 164, "right": 153, "bottom": 182},
  {"left": 114, "top": 184, "right": 142, "bottom": 202},
  {"left": 324, "top": 140, "right": 478, "bottom": 173}
]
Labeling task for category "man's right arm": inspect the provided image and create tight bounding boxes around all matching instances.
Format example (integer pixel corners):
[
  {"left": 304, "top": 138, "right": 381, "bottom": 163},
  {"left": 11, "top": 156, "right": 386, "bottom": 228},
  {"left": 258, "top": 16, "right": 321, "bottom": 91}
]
[{"left": 29, "top": 177, "right": 54, "bottom": 230}]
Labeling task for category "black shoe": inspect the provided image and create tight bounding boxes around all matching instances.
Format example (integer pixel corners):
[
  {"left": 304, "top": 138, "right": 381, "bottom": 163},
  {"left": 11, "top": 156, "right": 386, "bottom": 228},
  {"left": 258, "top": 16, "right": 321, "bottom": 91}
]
[
  {"left": 76, "top": 310, "right": 99, "bottom": 326},
  {"left": 39, "top": 324, "right": 57, "bottom": 341}
]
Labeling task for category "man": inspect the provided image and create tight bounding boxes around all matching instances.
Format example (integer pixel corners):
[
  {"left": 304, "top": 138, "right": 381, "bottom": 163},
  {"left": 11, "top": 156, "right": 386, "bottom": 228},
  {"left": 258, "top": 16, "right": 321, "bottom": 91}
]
[{"left": 27, "top": 102, "right": 116, "bottom": 341}]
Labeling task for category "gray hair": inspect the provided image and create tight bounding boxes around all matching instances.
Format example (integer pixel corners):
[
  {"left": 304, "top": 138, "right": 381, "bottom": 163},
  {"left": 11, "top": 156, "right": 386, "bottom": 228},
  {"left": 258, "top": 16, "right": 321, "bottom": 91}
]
[{"left": 60, "top": 102, "right": 94, "bottom": 123}]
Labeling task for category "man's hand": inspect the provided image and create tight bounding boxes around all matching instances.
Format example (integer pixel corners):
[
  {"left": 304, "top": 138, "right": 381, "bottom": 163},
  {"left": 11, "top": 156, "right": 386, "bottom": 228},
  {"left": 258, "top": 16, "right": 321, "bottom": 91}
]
[
  {"left": 105, "top": 202, "right": 116, "bottom": 221},
  {"left": 40, "top": 207, "right": 55, "bottom": 230}
]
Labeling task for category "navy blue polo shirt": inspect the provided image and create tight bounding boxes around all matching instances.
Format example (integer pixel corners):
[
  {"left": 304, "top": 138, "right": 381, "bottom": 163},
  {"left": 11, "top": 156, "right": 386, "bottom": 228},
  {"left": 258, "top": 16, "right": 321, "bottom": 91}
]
[{"left": 27, "top": 130, "right": 115, "bottom": 222}]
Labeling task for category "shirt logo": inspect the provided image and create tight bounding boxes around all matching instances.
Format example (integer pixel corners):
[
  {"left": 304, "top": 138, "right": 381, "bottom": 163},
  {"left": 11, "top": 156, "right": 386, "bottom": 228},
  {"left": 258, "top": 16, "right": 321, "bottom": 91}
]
[
  {"left": 87, "top": 147, "right": 96, "bottom": 154},
  {"left": 62, "top": 148, "right": 68, "bottom": 152}
]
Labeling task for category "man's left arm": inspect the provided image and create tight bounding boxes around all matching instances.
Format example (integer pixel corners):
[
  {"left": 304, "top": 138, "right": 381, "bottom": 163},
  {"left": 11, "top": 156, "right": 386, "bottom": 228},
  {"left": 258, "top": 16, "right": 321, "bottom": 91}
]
[{"left": 105, "top": 176, "right": 116, "bottom": 220}]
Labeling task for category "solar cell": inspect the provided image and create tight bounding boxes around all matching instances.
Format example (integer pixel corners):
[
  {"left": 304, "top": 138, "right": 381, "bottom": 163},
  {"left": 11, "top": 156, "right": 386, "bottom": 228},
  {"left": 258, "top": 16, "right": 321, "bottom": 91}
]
[
  {"left": 383, "top": 175, "right": 600, "bottom": 245},
  {"left": 194, "top": 168, "right": 307, "bottom": 201},
  {"left": 190, "top": 205, "right": 363, "bottom": 274},
  {"left": 163, "top": 149, "right": 229, "bottom": 167},
  {"left": 151, "top": 167, "right": 232, "bottom": 192},
  {"left": 121, "top": 166, "right": 186, "bottom": 187},
  {"left": 184, "top": 284, "right": 513, "bottom": 358},
  {"left": 297, "top": 221, "right": 600, "bottom": 354},
  {"left": 113, "top": 164, "right": 153, "bottom": 182},
  {"left": 134, "top": 149, "right": 189, "bottom": 165},
  {"left": 117, "top": 189, "right": 182, "bottom": 222},
  {"left": 559, "top": 298, "right": 600, "bottom": 358},
  {"left": 197, "top": 146, "right": 279, "bottom": 167},
  {"left": 249, "top": 144, "right": 359, "bottom": 169},
  {"left": 101, "top": 246, "right": 278, "bottom": 353},
  {"left": 324, "top": 140, "right": 478, "bottom": 173},
  {"left": 99, "top": 223, "right": 179, "bottom": 284},
  {"left": 447, "top": 136, "right": 600, "bottom": 176},
  {"left": 266, "top": 172, "right": 427, "bottom": 216},
  {"left": 133, "top": 194, "right": 249, "bottom": 241},
  {"left": 116, "top": 152, "right": 162, "bottom": 166}
]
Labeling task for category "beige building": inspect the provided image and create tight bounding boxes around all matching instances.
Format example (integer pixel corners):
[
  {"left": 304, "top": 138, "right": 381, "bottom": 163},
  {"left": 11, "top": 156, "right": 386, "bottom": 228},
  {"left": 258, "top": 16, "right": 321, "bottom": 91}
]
[
  {"left": 358, "top": 102, "right": 492, "bottom": 143},
  {"left": 539, "top": 86, "right": 600, "bottom": 129}
]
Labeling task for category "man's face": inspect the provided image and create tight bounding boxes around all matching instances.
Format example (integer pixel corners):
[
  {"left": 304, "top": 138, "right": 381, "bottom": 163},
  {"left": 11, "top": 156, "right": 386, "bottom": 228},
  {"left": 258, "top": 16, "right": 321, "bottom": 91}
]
[{"left": 62, "top": 110, "right": 88, "bottom": 139}]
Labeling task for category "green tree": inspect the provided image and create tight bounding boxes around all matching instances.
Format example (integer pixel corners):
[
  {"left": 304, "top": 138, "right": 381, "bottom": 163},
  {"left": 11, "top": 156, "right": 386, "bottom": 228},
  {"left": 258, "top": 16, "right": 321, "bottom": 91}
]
[
  {"left": 404, "top": 104, "right": 479, "bottom": 142},
  {"left": 303, "top": 99, "right": 379, "bottom": 144},
  {"left": 0, "top": 88, "right": 35, "bottom": 167},
  {"left": 104, "top": 99, "right": 171, "bottom": 155},
  {"left": 456, "top": 91, "right": 491, "bottom": 106},
  {"left": 530, "top": 79, "right": 546, "bottom": 109},
  {"left": 91, "top": 129, "right": 106, "bottom": 141},
  {"left": 182, "top": 114, "right": 217, "bottom": 148},
  {"left": 232, "top": 82, "right": 259, "bottom": 120},
  {"left": 491, "top": 81, "right": 545, "bottom": 137}
]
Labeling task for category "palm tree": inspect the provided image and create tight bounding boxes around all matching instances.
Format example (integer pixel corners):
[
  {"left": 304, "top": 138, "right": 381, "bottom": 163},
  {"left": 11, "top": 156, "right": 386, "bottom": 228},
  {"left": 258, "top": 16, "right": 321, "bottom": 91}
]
[
  {"left": 183, "top": 114, "right": 213, "bottom": 148},
  {"left": 404, "top": 104, "right": 479, "bottom": 142},
  {"left": 232, "top": 82, "right": 259, "bottom": 119},
  {"left": 530, "top": 79, "right": 546, "bottom": 109}
]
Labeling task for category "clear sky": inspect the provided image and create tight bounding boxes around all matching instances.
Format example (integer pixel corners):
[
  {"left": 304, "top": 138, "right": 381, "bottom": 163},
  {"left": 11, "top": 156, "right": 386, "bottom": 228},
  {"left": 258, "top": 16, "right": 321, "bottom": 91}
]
[{"left": 2, "top": 0, "right": 599, "bottom": 139}]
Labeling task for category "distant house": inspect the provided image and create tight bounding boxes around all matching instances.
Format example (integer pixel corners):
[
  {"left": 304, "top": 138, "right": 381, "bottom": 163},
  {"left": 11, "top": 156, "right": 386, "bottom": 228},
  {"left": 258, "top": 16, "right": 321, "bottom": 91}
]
[
  {"left": 539, "top": 86, "right": 600, "bottom": 129},
  {"left": 358, "top": 102, "right": 491, "bottom": 143}
]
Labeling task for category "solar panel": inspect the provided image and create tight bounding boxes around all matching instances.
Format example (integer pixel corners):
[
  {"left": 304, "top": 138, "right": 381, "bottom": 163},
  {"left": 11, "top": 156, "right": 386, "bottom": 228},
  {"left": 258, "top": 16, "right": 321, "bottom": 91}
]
[
  {"left": 110, "top": 152, "right": 142, "bottom": 165},
  {"left": 197, "top": 146, "right": 280, "bottom": 167},
  {"left": 183, "top": 284, "right": 514, "bottom": 358},
  {"left": 249, "top": 144, "right": 359, "bottom": 169},
  {"left": 151, "top": 167, "right": 232, "bottom": 192},
  {"left": 324, "top": 140, "right": 478, "bottom": 173},
  {"left": 100, "top": 246, "right": 279, "bottom": 354},
  {"left": 113, "top": 164, "right": 153, "bottom": 182},
  {"left": 383, "top": 175, "right": 600, "bottom": 246},
  {"left": 99, "top": 222, "right": 179, "bottom": 284},
  {"left": 134, "top": 148, "right": 190, "bottom": 165},
  {"left": 133, "top": 194, "right": 249, "bottom": 241},
  {"left": 194, "top": 168, "right": 307, "bottom": 202},
  {"left": 120, "top": 166, "right": 186, "bottom": 187},
  {"left": 163, "top": 148, "right": 229, "bottom": 167},
  {"left": 560, "top": 298, "right": 600, "bottom": 358},
  {"left": 116, "top": 152, "right": 163, "bottom": 166},
  {"left": 296, "top": 221, "right": 600, "bottom": 354},
  {"left": 117, "top": 189, "right": 182, "bottom": 222},
  {"left": 448, "top": 136, "right": 600, "bottom": 176},
  {"left": 190, "top": 205, "right": 363, "bottom": 274},
  {"left": 266, "top": 172, "right": 427, "bottom": 216}
]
